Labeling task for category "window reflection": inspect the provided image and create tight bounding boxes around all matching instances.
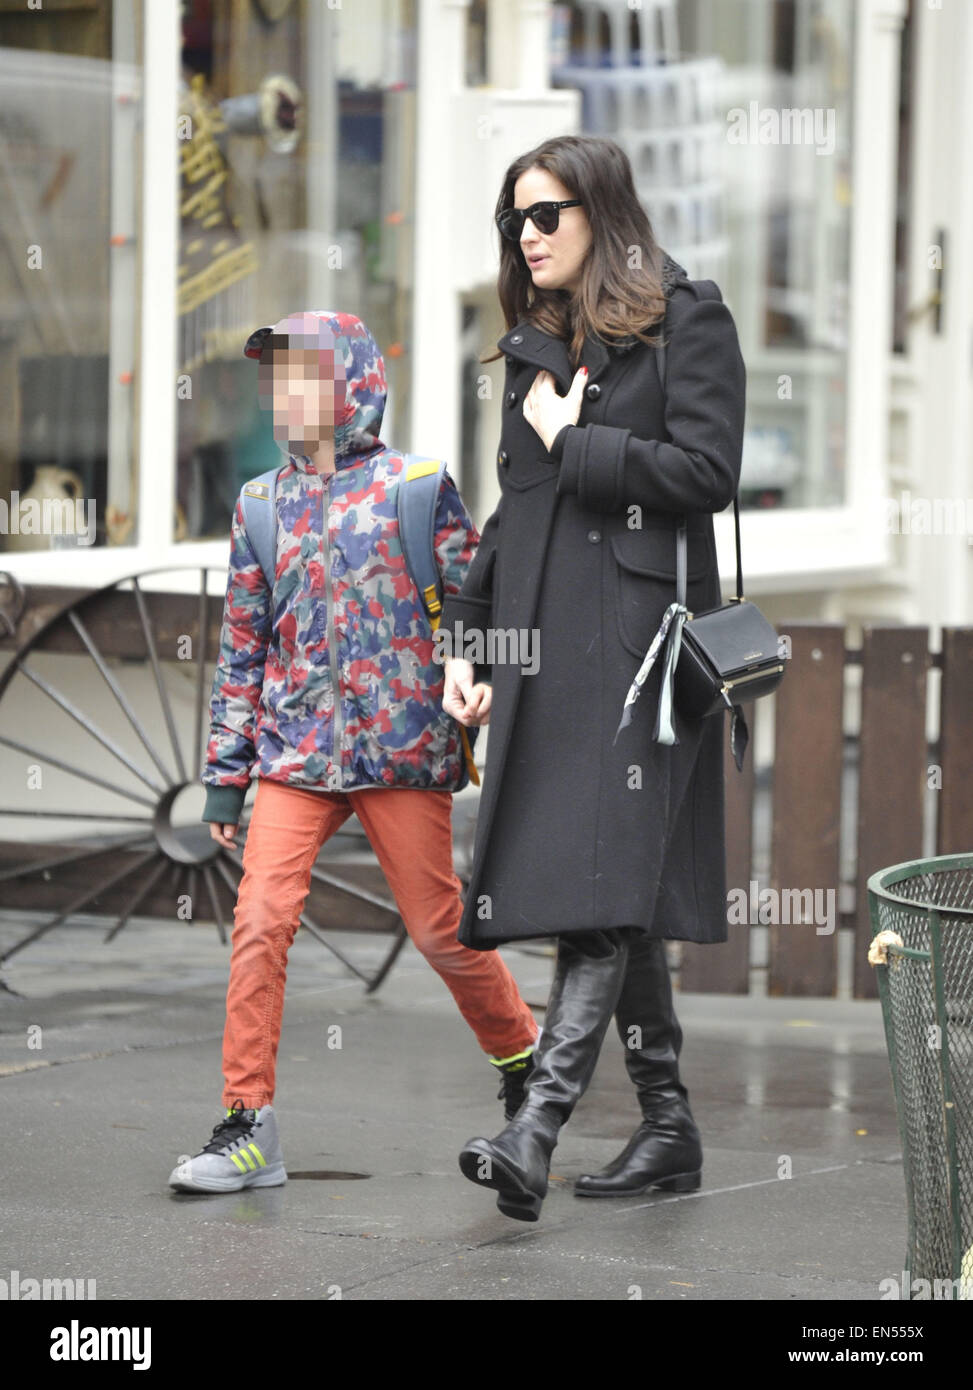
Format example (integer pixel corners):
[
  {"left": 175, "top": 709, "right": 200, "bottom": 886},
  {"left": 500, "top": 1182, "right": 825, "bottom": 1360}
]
[
  {"left": 0, "top": 4, "right": 140, "bottom": 553},
  {"left": 177, "top": 0, "right": 417, "bottom": 540},
  {"left": 551, "top": 0, "right": 855, "bottom": 509}
]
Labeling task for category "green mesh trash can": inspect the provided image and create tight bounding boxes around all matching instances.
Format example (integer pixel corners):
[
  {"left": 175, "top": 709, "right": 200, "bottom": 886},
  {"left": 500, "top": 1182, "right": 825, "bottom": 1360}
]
[{"left": 867, "top": 853, "right": 973, "bottom": 1300}]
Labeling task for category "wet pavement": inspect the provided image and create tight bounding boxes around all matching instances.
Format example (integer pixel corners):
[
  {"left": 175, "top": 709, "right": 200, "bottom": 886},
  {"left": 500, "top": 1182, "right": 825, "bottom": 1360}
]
[{"left": 0, "top": 910, "right": 912, "bottom": 1303}]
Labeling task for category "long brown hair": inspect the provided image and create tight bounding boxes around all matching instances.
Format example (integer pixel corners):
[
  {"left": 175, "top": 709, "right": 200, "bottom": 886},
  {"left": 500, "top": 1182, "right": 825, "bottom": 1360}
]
[{"left": 482, "top": 135, "right": 668, "bottom": 368}]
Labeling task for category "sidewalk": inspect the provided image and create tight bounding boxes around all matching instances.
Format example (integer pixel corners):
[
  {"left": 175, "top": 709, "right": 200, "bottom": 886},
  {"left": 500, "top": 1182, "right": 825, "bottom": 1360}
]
[{"left": 0, "top": 912, "right": 906, "bottom": 1301}]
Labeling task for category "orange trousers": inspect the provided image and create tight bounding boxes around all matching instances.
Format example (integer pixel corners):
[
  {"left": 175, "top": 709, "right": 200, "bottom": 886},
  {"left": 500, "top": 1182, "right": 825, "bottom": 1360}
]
[{"left": 221, "top": 778, "right": 538, "bottom": 1108}]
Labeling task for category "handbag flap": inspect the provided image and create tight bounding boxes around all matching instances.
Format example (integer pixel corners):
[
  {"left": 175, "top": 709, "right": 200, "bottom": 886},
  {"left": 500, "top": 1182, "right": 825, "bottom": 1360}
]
[{"left": 684, "top": 600, "right": 779, "bottom": 676}]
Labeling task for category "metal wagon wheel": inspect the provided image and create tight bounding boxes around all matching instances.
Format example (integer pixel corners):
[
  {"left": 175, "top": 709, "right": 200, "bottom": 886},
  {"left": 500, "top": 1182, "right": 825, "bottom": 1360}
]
[{"left": 0, "top": 564, "right": 410, "bottom": 988}]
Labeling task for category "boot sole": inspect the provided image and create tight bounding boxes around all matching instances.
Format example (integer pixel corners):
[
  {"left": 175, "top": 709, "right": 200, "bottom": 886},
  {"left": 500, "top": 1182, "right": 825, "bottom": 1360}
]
[
  {"left": 458, "top": 1141, "right": 543, "bottom": 1222},
  {"left": 574, "top": 1169, "right": 702, "bottom": 1198}
]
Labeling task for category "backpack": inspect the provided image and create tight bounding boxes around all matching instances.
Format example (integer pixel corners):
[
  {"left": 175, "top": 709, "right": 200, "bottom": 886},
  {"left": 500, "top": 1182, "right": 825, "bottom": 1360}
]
[{"left": 239, "top": 456, "right": 481, "bottom": 786}]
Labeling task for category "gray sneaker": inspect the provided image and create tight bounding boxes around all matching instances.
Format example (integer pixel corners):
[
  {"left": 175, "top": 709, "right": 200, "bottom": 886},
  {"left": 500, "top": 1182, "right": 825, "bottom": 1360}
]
[{"left": 169, "top": 1100, "right": 287, "bottom": 1193}]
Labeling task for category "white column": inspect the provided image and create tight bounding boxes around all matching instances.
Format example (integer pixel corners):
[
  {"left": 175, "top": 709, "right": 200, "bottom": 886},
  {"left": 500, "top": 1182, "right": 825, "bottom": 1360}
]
[
  {"left": 514, "top": 0, "right": 551, "bottom": 87},
  {"left": 107, "top": 1, "right": 140, "bottom": 527},
  {"left": 487, "top": 0, "right": 518, "bottom": 84},
  {"left": 305, "top": 0, "right": 338, "bottom": 310},
  {"left": 488, "top": 0, "right": 550, "bottom": 89},
  {"left": 909, "top": 0, "right": 973, "bottom": 627},
  {"left": 844, "top": 0, "right": 908, "bottom": 533},
  {"left": 411, "top": 0, "right": 470, "bottom": 473},
  {"left": 137, "top": 0, "right": 181, "bottom": 556}
]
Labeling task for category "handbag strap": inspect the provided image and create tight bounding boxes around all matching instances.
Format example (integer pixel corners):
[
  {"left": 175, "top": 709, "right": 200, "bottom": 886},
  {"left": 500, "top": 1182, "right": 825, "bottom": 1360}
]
[{"left": 655, "top": 341, "right": 743, "bottom": 606}]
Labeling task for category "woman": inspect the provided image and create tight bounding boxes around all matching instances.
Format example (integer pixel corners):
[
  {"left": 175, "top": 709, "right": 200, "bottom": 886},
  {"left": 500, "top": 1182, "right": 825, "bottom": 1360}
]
[{"left": 441, "top": 134, "right": 746, "bottom": 1222}]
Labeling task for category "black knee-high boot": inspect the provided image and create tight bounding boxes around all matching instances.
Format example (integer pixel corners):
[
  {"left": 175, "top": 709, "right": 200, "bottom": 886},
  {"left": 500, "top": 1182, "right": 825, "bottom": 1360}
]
[
  {"left": 574, "top": 933, "right": 702, "bottom": 1197},
  {"left": 458, "top": 930, "right": 630, "bottom": 1222}
]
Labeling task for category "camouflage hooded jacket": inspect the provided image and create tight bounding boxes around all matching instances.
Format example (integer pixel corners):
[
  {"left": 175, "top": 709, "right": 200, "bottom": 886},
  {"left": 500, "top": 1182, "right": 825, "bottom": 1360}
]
[{"left": 201, "top": 311, "right": 480, "bottom": 826}]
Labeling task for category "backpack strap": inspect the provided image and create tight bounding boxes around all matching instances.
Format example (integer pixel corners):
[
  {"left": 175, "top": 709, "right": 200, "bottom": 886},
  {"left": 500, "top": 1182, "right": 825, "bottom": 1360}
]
[
  {"left": 397, "top": 456, "right": 447, "bottom": 629},
  {"left": 397, "top": 455, "right": 480, "bottom": 788},
  {"left": 240, "top": 466, "right": 283, "bottom": 590}
]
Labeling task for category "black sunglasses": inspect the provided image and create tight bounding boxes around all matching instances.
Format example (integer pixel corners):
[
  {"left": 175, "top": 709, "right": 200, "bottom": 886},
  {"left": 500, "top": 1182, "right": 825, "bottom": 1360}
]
[{"left": 496, "top": 199, "right": 583, "bottom": 241}]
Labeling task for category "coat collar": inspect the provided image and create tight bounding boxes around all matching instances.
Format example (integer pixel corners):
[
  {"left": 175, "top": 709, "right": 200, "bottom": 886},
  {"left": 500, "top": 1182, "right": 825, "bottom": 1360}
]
[
  {"left": 496, "top": 321, "right": 609, "bottom": 394},
  {"left": 496, "top": 251, "right": 688, "bottom": 394}
]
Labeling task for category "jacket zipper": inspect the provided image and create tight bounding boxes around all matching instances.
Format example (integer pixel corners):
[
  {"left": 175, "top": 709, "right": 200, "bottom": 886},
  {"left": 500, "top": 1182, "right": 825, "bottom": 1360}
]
[{"left": 319, "top": 470, "right": 343, "bottom": 787}]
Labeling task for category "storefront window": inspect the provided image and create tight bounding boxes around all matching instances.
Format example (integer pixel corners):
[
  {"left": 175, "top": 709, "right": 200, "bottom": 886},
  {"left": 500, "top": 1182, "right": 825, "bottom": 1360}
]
[
  {"left": 176, "top": 0, "right": 418, "bottom": 540},
  {"left": 0, "top": 3, "right": 141, "bottom": 554},
  {"left": 551, "top": 0, "right": 855, "bottom": 510}
]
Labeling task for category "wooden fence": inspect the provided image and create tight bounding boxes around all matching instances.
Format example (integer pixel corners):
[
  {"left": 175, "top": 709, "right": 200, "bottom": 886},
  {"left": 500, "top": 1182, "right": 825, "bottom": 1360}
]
[
  {"left": 1, "top": 589, "right": 972, "bottom": 997},
  {"left": 682, "top": 622, "right": 973, "bottom": 999}
]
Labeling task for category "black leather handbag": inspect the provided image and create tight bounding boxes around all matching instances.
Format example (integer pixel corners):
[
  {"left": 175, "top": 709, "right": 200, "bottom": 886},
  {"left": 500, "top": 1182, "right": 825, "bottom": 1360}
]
[
  {"left": 672, "top": 499, "right": 785, "bottom": 767},
  {"left": 675, "top": 499, "right": 785, "bottom": 717},
  {"left": 613, "top": 333, "right": 785, "bottom": 770}
]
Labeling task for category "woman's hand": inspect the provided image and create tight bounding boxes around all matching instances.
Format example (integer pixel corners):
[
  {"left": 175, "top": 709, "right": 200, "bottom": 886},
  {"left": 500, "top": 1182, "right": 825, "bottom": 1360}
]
[
  {"left": 444, "top": 657, "right": 492, "bottom": 726},
  {"left": 522, "top": 366, "right": 588, "bottom": 453}
]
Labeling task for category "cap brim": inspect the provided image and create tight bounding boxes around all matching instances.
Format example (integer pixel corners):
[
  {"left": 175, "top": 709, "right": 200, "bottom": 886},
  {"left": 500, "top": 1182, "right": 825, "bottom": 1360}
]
[{"left": 244, "top": 326, "right": 274, "bottom": 360}]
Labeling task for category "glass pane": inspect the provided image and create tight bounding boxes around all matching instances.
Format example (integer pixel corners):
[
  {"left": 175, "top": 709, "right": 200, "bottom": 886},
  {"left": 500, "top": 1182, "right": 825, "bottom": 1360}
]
[
  {"left": 0, "top": 4, "right": 141, "bottom": 553},
  {"left": 176, "top": 0, "right": 417, "bottom": 540},
  {"left": 551, "top": 0, "right": 856, "bottom": 510}
]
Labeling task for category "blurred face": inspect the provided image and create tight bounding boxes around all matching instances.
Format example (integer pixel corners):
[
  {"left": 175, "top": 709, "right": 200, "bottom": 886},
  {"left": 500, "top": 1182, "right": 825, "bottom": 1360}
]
[
  {"left": 511, "top": 166, "right": 592, "bottom": 294},
  {"left": 258, "top": 345, "right": 345, "bottom": 456}
]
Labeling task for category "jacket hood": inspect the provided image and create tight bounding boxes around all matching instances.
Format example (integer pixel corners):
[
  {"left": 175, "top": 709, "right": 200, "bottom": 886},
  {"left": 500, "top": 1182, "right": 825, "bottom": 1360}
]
[
  {"left": 245, "top": 310, "right": 387, "bottom": 472},
  {"left": 659, "top": 249, "right": 690, "bottom": 296},
  {"left": 602, "top": 251, "right": 689, "bottom": 349},
  {"left": 597, "top": 251, "right": 689, "bottom": 354}
]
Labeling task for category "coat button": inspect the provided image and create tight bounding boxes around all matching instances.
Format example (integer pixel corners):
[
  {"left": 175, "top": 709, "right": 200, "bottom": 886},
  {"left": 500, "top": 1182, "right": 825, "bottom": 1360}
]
[
  {"left": 505, "top": 390, "right": 518, "bottom": 406},
  {"left": 510, "top": 333, "right": 523, "bottom": 344},
  {"left": 505, "top": 354, "right": 515, "bottom": 367},
  {"left": 585, "top": 382, "right": 601, "bottom": 400},
  {"left": 587, "top": 529, "right": 601, "bottom": 543},
  {"left": 498, "top": 448, "right": 509, "bottom": 466}
]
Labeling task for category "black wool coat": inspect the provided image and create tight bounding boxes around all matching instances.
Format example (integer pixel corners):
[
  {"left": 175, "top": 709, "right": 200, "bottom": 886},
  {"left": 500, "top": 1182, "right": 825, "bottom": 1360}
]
[{"left": 440, "top": 253, "right": 748, "bottom": 950}]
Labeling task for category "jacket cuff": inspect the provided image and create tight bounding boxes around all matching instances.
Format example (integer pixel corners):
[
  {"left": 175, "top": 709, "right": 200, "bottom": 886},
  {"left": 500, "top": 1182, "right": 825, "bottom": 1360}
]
[
  {"left": 556, "top": 422, "right": 630, "bottom": 511},
  {"left": 439, "top": 594, "right": 490, "bottom": 659},
  {"left": 550, "top": 423, "right": 574, "bottom": 463},
  {"left": 438, "top": 593, "right": 493, "bottom": 683},
  {"left": 439, "top": 592, "right": 490, "bottom": 629},
  {"left": 202, "top": 782, "right": 247, "bottom": 825},
  {"left": 554, "top": 425, "right": 583, "bottom": 496}
]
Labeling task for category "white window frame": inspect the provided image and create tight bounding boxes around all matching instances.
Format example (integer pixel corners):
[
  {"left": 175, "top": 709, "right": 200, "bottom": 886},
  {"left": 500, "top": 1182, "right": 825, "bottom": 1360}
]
[
  {"left": 4, "top": 0, "right": 910, "bottom": 602},
  {"left": 711, "top": 0, "right": 908, "bottom": 596},
  {"left": 5, "top": 0, "right": 229, "bottom": 596}
]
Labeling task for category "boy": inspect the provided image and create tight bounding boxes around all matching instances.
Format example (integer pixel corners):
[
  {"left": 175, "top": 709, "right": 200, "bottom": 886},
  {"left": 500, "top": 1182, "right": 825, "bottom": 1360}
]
[{"left": 168, "top": 311, "right": 538, "bottom": 1193}]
